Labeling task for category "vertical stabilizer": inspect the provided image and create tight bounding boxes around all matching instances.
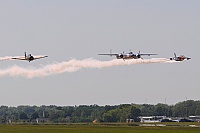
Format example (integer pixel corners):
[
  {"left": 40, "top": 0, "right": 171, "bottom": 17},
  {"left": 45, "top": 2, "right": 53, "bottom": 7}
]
[
  {"left": 174, "top": 53, "right": 177, "bottom": 58},
  {"left": 25, "top": 52, "right": 27, "bottom": 59}
]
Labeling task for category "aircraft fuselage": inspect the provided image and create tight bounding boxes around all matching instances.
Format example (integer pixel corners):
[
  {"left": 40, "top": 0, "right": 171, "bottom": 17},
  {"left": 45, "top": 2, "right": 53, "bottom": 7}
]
[
  {"left": 116, "top": 53, "right": 140, "bottom": 59},
  {"left": 26, "top": 54, "right": 35, "bottom": 62},
  {"left": 170, "top": 55, "right": 191, "bottom": 61}
]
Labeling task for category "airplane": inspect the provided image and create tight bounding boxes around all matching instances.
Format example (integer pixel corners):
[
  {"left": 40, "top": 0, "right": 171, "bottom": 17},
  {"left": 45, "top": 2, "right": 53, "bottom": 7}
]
[
  {"left": 98, "top": 50, "right": 157, "bottom": 60},
  {"left": 170, "top": 53, "right": 191, "bottom": 61},
  {"left": 11, "top": 52, "right": 48, "bottom": 62}
]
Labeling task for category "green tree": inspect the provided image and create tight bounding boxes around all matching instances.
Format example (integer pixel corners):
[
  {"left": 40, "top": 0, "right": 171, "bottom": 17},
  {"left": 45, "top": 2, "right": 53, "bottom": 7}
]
[
  {"left": 19, "top": 112, "right": 29, "bottom": 120},
  {"left": 103, "top": 109, "right": 118, "bottom": 122},
  {"left": 129, "top": 105, "right": 141, "bottom": 121},
  {"left": 30, "top": 112, "right": 39, "bottom": 120}
]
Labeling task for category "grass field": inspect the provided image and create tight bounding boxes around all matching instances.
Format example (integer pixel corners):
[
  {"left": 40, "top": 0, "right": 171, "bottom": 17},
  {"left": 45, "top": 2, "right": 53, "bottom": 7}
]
[{"left": 0, "top": 123, "right": 200, "bottom": 133}]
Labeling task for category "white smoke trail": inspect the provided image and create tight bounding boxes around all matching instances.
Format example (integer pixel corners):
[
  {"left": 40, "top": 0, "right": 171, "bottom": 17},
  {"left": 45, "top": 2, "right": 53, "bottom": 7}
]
[
  {"left": 0, "top": 56, "right": 12, "bottom": 61},
  {"left": 0, "top": 58, "right": 175, "bottom": 78}
]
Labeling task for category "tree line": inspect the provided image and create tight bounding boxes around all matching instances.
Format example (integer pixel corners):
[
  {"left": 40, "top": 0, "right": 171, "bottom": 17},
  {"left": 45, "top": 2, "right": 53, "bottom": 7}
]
[{"left": 0, "top": 100, "right": 199, "bottom": 123}]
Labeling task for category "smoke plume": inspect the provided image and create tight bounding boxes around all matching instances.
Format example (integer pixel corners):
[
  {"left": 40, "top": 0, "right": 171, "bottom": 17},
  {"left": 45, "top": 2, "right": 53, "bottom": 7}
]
[
  {"left": 0, "top": 56, "right": 12, "bottom": 61},
  {"left": 0, "top": 58, "right": 175, "bottom": 78}
]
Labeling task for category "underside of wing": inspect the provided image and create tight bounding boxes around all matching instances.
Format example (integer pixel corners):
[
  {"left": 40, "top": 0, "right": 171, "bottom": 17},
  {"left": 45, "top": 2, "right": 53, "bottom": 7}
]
[
  {"left": 34, "top": 55, "right": 48, "bottom": 60},
  {"left": 98, "top": 54, "right": 118, "bottom": 56},
  {"left": 11, "top": 57, "right": 26, "bottom": 60},
  {"left": 140, "top": 54, "right": 157, "bottom": 56}
]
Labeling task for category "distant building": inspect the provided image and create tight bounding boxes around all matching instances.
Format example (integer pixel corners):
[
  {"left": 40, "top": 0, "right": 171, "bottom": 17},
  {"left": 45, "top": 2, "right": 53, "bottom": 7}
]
[
  {"left": 126, "top": 119, "right": 134, "bottom": 123},
  {"left": 189, "top": 116, "right": 200, "bottom": 122},
  {"left": 36, "top": 118, "right": 49, "bottom": 124},
  {"left": 93, "top": 119, "right": 100, "bottom": 123},
  {"left": 139, "top": 116, "right": 166, "bottom": 123}
]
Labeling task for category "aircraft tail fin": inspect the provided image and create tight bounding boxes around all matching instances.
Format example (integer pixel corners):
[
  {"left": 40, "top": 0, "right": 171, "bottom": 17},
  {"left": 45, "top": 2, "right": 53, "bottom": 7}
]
[
  {"left": 174, "top": 53, "right": 177, "bottom": 58},
  {"left": 25, "top": 52, "right": 27, "bottom": 59}
]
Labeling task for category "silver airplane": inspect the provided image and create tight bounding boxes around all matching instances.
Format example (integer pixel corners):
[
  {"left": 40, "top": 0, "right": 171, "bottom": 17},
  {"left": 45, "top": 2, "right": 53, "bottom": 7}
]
[
  {"left": 11, "top": 52, "right": 48, "bottom": 62},
  {"left": 170, "top": 53, "right": 191, "bottom": 61},
  {"left": 98, "top": 50, "right": 157, "bottom": 60}
]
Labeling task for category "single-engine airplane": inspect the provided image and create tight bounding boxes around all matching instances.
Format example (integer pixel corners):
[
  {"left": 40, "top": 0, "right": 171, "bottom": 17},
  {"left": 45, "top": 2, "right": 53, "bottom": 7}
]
[
  {"left": 170, "top": 53, "right": 191, "bottom": 61},
  {"left": 11, "top": 52, "right": 48, "bottom": 62},
  {"left": 98, "top": 50, "right": 157, "bottom": 60}
]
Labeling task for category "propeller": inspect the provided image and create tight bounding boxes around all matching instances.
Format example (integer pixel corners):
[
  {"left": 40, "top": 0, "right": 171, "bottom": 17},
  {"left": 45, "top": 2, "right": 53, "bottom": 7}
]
[
  {"left": 119, "top": 51, "right": 125, "bottom": 61},
  {"left": 119, "top": 51, "right": 124, "bottom": 58}
]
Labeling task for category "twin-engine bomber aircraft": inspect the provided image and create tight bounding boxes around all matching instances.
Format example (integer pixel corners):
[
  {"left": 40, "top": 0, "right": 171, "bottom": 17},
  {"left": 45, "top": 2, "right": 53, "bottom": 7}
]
[
  {"left": 11, "top": 52, "right": 48, "bottom": 62},
  {"left": 170, "top": 53, "right": 191, "bottom": 61},
  {"left": 98, "top": 50, "right": 157, "bottom": 60}
]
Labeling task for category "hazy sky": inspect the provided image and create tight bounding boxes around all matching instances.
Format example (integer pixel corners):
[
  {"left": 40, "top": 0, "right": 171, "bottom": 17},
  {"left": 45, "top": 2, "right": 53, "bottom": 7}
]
[{"left": 0, "top": 0, "right": 199, "bottom": 106}]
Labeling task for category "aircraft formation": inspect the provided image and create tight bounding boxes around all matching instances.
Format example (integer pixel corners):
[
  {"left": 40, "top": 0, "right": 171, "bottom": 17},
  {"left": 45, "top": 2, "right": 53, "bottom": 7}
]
[
  {"left": 1, "top": 51, "right": 191, "bottom": 62},
  {"left": 98, "top": 50, "right": 191, "bottom": 61}
]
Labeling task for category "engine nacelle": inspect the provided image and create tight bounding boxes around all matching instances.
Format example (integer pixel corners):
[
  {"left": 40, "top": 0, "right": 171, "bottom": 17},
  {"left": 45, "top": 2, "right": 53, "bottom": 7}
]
[
  {"left": 119, "top": 54, "right": 123, "bottom": 58},
  {"left": 137, "top": 54, "right": 141, "bottom": 58},
  {"left": 116, "top": 54, "right": 123, "bottom": 59}
]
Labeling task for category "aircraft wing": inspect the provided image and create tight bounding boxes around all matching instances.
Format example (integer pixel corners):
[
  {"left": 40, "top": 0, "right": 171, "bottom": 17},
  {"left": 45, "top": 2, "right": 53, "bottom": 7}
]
[
  {"left": 140, "top": 54, "right": 157, "bottom": 56},
  {"left": 11, "top": 57, "right": 26, "bottom": 60},
  {"left": 98, "top": 54, "right": 118, "bottom": 56},
  {"left": 34, "top": 55, "right": 48, "bottom": 60}
]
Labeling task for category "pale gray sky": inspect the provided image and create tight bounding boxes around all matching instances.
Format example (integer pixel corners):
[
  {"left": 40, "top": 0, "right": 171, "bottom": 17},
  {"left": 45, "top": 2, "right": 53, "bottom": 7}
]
[{"left": 0, "top": 0, "right": 199, "bottom": 106}]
